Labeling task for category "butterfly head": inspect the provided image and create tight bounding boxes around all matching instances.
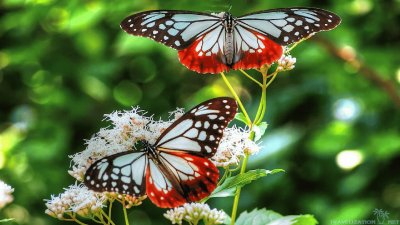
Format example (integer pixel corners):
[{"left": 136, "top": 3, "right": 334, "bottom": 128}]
[{"left": 222, "top": 12, "right": 234, "bottom": 32}]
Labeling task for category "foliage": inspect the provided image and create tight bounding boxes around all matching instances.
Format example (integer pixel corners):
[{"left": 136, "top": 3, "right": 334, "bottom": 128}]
[
  {"left": 235, "top": 208, "right": 318, "bottom": 225},
  {"left": 209, "top": 169, "right": 284, "bottom": 198}
]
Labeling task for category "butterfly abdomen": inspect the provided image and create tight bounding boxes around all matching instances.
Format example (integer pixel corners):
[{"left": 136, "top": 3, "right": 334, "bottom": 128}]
[
  {"left": 223, "top": 13, "right": 235, "bottom": 66},
  {"left": 224, "top": 32, "right": 234, "bottom": 66}
]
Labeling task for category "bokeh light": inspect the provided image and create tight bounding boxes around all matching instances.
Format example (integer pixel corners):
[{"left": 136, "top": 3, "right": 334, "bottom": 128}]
[
  {"left": 336, "top": 150, "right": 364, "bottom": 170},
  {"left": 333, "top": 98, "right": 361, "bottom": 122}
]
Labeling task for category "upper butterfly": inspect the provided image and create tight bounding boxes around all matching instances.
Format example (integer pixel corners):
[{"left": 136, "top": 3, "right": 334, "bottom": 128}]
[
  {"left": 84, "top": 97, "right": 238, "bottom": 208},
  {"left": 120, "top": 8, "right": 341, "bottom": 74}
]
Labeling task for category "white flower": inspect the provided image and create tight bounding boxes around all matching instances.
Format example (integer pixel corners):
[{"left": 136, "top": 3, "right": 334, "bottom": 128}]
[
  {"left": 69, "top": 105, "right": 260, "bottom": 179},
  {"left": 0, "top": 180, "right": 14, "bottom": 209},
  {"left": 277, "top": 55, "right": 296, "bottom": 71},
  {"left": 211, "top": 125, "right": 260, "bottom": 167},
  {"left": 164, "top": 203, "right": 226, "bottom": 225},
  {"left": 68, "top": 106, "right": 180, "bottom": 180},
  {"left": 44, "top": 183, "right": 106, "bottom": 219}
]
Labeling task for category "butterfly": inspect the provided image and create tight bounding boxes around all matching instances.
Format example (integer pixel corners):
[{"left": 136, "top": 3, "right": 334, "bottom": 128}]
[
  {"left": 84, "top": 97, "right": 238, "bottom": 208},
  {"left": 120, "top": 8, "right": 341, "bottom": 74}
]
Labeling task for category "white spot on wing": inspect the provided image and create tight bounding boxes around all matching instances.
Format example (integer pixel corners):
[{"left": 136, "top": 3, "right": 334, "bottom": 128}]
[
  {"left": 131, "top": 156, "right": 146, "bottom": 185},
  {"left": 173, "top": 22, "right": 190, "bottom": 30},
  {"left": 271, "top": 19, "right": 287, "bottom": 27},
  {"left": 239, "top": 20, "right": 281, "bottom": 38},
  {"left": 181, "top": 21, "right": 219, "bottom": 41},
  {"left": 168, "top": 28, "right": 179, "bottom": 36},
  {"left": 295, "top": 20, "right": 303, "bottom": 26},
  {"left": 194, "top": 109, "right": 220, "bottom": 116},
  {"left": 149, "top": 161, "right": 170, "bottom": 191},
  {"left": 121, "top": 166, "right": 130, "bottom": 176},
  {"left": 160, "top": 137, "right": 202, "bottom": 152},
  {"left": 283, "top": 25, "right": 294, "bottom": 32},
  {"left": 185, "top": 128, "right": 199, "bottom": 138},
  {"left": 208, "top": 115, "right": 217, "bottom": 120},
  {"left": 294, "top": 11, "right": 321, "bottom": 21},
  {"left": 157, "top": 119, "right": 193, "bottom": 145},
  {"left": 199, "top": 131, "right": 207, "bottom": 141}
]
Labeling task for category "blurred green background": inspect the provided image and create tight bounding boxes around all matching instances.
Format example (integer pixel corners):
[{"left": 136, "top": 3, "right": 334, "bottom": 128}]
[{"left": 1, "top": 0, "right": 399, "bottom": 224}]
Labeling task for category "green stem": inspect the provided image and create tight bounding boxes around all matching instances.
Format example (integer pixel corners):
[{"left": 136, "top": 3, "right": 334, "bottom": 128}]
[
  {"left": 239, "top": 70, "right": 262, "bottom": 87},
  {"left": 265, "top": 72, "right": 278, "bottom": 89},
  {"left": 229, "top": 68, "right": 272, "bottom": 225},
  {"left": 101, "top": 210, "right": 116, "bottom": 225},
  {"left": 108, "top": 199, "right": 114, "bottom": 224},
  {"left": 254, "top": 73, "right": 268, "bottom": 125},
  {"left": 122, "top": 201, "right": 130, "bottom": 225},
  {"left": 72, "top": 218, "right": 88, "bottom": 225},
  {"left": 220, "top": 72, "right": 252, "bottom": 127},
  {"left": 68, "top": 214, "right": 88, "bottom": 225},
  {"left": 230, "top": 154, "right": 249, "bottom": 225}
]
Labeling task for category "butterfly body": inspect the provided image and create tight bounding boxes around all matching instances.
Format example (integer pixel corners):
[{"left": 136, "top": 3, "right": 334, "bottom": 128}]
[
  {"left": 84, "top": 98, "right": 238, "bottom": 208},
  {"left": 121, "top": 8, "right": 341, "bottom": 73}
]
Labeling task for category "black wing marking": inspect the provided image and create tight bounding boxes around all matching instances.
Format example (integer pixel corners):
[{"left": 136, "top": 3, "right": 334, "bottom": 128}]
[
  {"left": 84, "top": 151, "right": 147, "bottom": 196},
  {"left": 237, "top": 7, "right": 341, "bottom": 45},
  {"left": 155, "top": 97, "right": 238, "bottom": 157},
  {"left": 120, "top": 10, "right": 222, "bottom": 49}
]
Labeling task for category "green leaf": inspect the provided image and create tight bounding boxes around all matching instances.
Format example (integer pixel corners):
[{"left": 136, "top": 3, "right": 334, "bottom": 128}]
[
  {"left": 236, "top": 208, "right": 282, "bottom": 225},
  {"left": 209, "top": 169, "right": 284, "bottom": 198},
  {"left": 0, "top": 218, "right": 15, "bottom": 223},
  {"left": 235, "top": 112, "right": 249, "bottom": 125},
  {"left": 236, "top": 208, "right": 318, "bottom": 225},
  {"left": 253, "top": 122, "right": 269, "bottom": 141},
  {"left": 268, "top": 215, "right": 318, "bottom": 225}
]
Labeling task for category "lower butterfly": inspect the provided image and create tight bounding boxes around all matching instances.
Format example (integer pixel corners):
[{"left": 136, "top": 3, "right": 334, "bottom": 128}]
[
  {"left": 84, "top": 97, "right": 238, "bottom": 208},
  {"left": 120, "top": 8, "right": 341, "bottom": 74}
]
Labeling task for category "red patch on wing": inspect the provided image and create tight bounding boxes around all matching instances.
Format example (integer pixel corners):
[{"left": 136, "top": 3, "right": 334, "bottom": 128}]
[
  {"left": 146, "top": 152, "right": 219, "bottom": 208},
  {"left": 178, "top": 39, "right": 229, "bottom": 74},
  {"left": 232, "top": 34, "right": 283, "bottom": 70}
]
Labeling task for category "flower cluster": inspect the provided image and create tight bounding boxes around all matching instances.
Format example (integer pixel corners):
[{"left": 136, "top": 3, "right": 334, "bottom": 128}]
[
  {"left": 45, "top": 183, "right": 106, "bottom": 219},
  {"left": 69, "top": 106, "right": 260, "bottom": 181},
  {"left": 277, "top": 54, "right": 296, "bottom": 71},
  {"left": 68, "top": 106, "right": 175, "bottom": 180},
  {"left": 0, "top": 180, "right": 14, "bottom": 209},
  {"left": 212, "top": 125, "right": 260, "bottom": 167},
  {"left": 164, "top": 203, "right": 226, "bottom": 225}
]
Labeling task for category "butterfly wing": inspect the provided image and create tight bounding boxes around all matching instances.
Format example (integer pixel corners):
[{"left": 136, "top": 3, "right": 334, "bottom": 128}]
[
  {"left": 231, "top": 26, "right": 284, "bottom": 70},
  {"left": 230, "top": 7, "right": 341, "bottom": 70},
  {"left": 144, "top": 97, "right": 236, "bottom": 207},
  {"left": 120, "top": 10, "right": 221, "bottom": 50},
  {"left": 84, "top": 151, "right": 148, "bottom": 196},
  {"left": 154, "top": 97, "right": 238, "bottom": 157},
  {"left": 121, "top": 10, "right": 231, "bottom": 73},
  {"left": 146, "top": 152, "right": 219, "bottom": 208},
  {"left": 237, "top": 7, "right": 341, "bottom": 45},
  {"left": 177, "top": 26, "right": 230, "bottom": 74}
]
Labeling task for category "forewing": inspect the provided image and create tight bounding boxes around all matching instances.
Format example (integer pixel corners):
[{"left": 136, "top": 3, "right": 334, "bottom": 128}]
[
  {"left": 146, "top": 152, "right": 219, "bottom": 208},
  {"left": 237, "top": 7, "right": 341, "bottom": 45},
  {"left": 84, "top": 151, "right": 148, "bottom": 196},
  {"left": 178, "top": 26, "right": 229, "bottom": 74},
  {"left": 120, "top": 10, "right": 221, "bottom": 50},
  {"left": 155, "top": 97, "right": 238, "bottom": 157}
]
